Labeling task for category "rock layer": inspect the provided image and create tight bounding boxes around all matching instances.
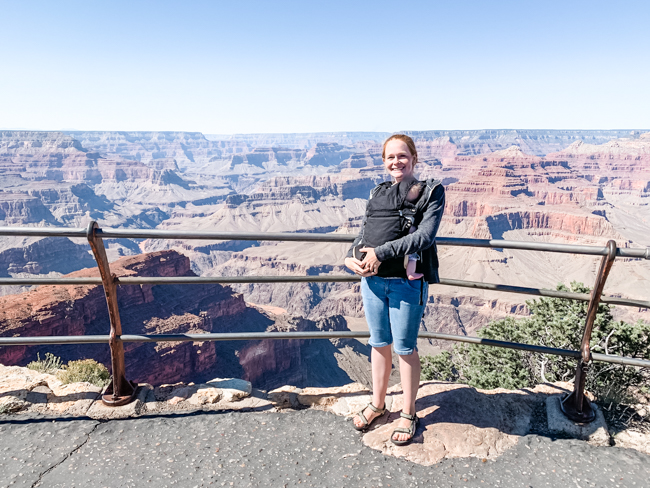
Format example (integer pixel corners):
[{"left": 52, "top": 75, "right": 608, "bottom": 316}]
[
  {"left": 0, "top": 250, "right": 246, "bottom": 384},
  {"left": 3, "top": 130, "right": 650, "bottom": 389}
]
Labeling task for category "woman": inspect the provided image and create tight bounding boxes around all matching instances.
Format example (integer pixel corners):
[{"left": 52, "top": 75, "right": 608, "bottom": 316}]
[{"left": 344, "top": 134, "right": 445, "bottom": 445}]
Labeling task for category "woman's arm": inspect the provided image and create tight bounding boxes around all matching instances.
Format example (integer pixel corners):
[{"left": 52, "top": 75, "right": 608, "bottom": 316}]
[{"left": 373, "top": 184, "right": 445, "bottom": 262}]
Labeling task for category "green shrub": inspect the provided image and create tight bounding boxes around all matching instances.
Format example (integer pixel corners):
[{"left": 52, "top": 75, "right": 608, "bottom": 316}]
[
  {"left": 26, "top": 353, "right": 63, "bottom": 375},
  {"left": 420, "top": 351, "right": 459, "bottom": 383},
  {"left": 57, "top": 359, "right": 110, "bottom": 387},
  {"left": 421, "top": 282, "right": 650, "bottom": 402}
]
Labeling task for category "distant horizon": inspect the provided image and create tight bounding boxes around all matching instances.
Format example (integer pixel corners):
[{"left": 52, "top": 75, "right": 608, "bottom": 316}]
[{"left": 1, "top": 128, "right": 649, "bottom": 136}]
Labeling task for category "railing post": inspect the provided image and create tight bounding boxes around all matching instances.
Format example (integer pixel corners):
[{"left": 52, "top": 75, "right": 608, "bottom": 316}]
[
  {"left": 86, "top": 221, "right": 137, "bottom": 406},
  {"left": 560, "top": 240, "right": 617, "bottom": 423}
]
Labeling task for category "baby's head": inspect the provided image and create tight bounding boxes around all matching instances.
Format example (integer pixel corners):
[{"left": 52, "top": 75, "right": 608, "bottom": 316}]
[{"left": 407, "top": 181, "right": 425, "bottom": 201}]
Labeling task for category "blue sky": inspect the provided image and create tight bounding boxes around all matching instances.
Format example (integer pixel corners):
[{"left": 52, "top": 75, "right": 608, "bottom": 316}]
[{"left": 1, "top": 0, "right": 649, "bottom": 133}]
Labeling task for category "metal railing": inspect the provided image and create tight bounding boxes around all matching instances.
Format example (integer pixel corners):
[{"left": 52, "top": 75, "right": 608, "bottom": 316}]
[{"left": 1, "top": 222, "right": 649, "bottom": 421}]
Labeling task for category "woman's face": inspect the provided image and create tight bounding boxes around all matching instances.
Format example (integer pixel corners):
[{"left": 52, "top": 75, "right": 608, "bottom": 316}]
[{"left": 383, "top": 139, "right": 416, "bottom": 182}]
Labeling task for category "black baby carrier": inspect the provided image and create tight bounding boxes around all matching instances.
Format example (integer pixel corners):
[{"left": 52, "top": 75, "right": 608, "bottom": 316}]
[{"left": 357, "top": 179, "right": 439, "bottom": 277}]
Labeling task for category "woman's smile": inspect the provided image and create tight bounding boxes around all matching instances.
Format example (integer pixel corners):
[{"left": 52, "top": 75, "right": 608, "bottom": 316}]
[{"left": 383, "top": 139, "right": 416, "bottom": 182}]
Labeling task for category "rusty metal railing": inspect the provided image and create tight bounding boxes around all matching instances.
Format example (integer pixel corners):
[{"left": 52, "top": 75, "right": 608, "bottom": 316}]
[{"left": 1, "top": 222, "right": 649, "bottom": 421}]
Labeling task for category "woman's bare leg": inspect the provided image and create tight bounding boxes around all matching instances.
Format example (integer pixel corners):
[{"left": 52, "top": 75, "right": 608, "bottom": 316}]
[
  {"left": 371, "top": 345, "right": 392, "bottom": 408},
  {"left": 392, "top": 350, "right": 421, "bottom": 442},
  {"left": 353, "top": 344, "right": 392, "bottom": 428}
]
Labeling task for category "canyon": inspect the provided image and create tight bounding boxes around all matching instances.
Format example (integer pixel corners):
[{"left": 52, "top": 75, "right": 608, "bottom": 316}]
[
  {"left": 1, "top": 129, "right": 650, "bottom": 386},
  {"left": 0, "top": 250, "right": 367, "bottom": 390}
]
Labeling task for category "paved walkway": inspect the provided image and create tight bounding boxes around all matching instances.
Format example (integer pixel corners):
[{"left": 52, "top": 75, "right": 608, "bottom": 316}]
[{"left": 1, "top": 409, "right": 648, "bottom": 488}]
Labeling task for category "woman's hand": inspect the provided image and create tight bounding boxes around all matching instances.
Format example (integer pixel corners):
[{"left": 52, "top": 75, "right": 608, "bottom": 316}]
[
  {"left": 360, "top": 247, "right": 381, "bottom": 274},
  {"left": 345, "top": 257, "right": 367, "bottom": 276},
  {"left": 345, "top": 256, "right": 376, "bottom": 277}
]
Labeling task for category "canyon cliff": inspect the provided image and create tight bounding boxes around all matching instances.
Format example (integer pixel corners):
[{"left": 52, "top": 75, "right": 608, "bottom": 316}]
[
  {"left": 2, "top": 129, "right": 650, "bottom": 384},
  {"left": 0, "top": 249, "right": 369, "bottom": 389}
]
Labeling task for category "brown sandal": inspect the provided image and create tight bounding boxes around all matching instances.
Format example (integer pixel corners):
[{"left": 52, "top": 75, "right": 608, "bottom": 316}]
[
  {"left": 353, "top": 402, "right": 386, "bottom": 431},
  {"left": 391, "top": 412, "right": 419, "bottom": 445}
]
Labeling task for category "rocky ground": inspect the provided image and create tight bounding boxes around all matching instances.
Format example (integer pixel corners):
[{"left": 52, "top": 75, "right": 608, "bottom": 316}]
[{"left": 1, "top": 364, "right": 649, "bottom": 487}]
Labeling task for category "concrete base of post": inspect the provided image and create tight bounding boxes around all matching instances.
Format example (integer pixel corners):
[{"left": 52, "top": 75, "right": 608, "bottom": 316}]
[
  {"left": 546, "top": 396, "right": 610, "bottom": 446},
  {"left": 88, "top": 384, "right": 153, "bottom": 420}
]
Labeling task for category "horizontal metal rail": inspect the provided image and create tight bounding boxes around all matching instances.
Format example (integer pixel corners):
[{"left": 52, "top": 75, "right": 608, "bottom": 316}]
[
  {"left": 435, "top": 237, "right": 650, "bottom": 260},
  {"left": 2, "top": 275, "right": 648, "bottom": 309},
  {"left": 0, "top": 277, "right": 104, "bottom": 285},
  {"left": 1, "top": 330, "right": 648, "bottom": 368},
  {"left": 0, "top": 227, "right": 89, "bottom": 238},
  {"left": 437, "top": 278, "right": 650, "bottom": 309},
  {"left": 1, "top": 224, "right": 649, "bottom": 415},
  {"left": 1, "top": 226, "right": 649, "bottom": 259}
]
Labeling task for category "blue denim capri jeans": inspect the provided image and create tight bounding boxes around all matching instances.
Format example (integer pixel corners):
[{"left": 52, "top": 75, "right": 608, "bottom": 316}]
[{"left": 360, "top": 275, "right": 428, "bottom": 356}]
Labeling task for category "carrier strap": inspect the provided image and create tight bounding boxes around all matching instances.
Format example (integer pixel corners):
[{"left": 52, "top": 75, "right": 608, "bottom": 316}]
[
  {"left": 369, "top": 179, "right": 441, "bottom": 205},
  {"left": 368, "top": 181, "right": 392, "bottom": 200},
  {"left": 367, "top": 178, "right": 441, "bottom": 234}
]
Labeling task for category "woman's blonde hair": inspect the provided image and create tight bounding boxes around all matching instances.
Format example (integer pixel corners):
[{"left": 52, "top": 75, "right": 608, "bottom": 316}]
[{"left": 382, "top": 134, "right": 418, "bottom": 165}]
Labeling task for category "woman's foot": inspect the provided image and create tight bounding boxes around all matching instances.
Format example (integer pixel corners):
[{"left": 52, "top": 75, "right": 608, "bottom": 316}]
[
  {"left": 353, "top": 403, "right": 385, "bottom": 430},
  {"left": 391, "top": 412, "right": 419, "bottom": 445}
]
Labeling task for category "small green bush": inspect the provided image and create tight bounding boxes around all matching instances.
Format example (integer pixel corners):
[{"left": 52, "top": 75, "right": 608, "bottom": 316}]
[
  {"left": 57, "top": 359, "right": 110, "bottom": 387},
  {"left": 420, "top": 351, "right": 459, "bottom": 383},
  {"left": 26, "top": 353, "right": 63, "bottom": 375},
  {"left": 421, "top": 282, "right": 650, "bottom": 403}
]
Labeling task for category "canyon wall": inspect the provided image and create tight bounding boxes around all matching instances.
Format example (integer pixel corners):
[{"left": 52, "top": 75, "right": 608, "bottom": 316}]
[
  {"left": 2, "top": 129, "right": 650, "bottom": 387},
  {"left": 0, "top": 249, "right": 367, "bottom": 389},
  {"left": 0, "top": 250, "right": 244, "bottom": 382}
]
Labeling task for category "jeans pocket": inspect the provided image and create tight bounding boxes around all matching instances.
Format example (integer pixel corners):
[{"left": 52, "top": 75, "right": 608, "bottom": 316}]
[{"left": 405, "top": 277, "right": 423, "bottom": 290}]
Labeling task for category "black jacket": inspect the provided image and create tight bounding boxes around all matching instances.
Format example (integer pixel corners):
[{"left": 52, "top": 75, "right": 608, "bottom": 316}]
[{"left": 346, "top": 179, "right": 446, "bottom": 284}]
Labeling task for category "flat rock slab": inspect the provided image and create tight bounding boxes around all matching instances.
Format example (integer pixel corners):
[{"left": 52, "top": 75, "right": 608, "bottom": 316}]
[
  {"left": 269, "top": 382, "right": 375, "bottom": 411},
  {"left": 1, "top": 409, "right": 648, "bottom": 488},
  {"left": 0, "top": 364, "right": 266, "bottom": 418},
  {"left": 0, "top": 365, "right": 101, "bottom": 417},
  {"left": 207, "top": 378, "right": 252, "bottom": 401},
  {"left": 147, "top": 379, "right": 269, "bottom": 414},
  {"left": 614, "top": 429, "right": 650, "bottom": 455},
  {"left": 291, "top": 380, "right": 575, "bottom": 465}
]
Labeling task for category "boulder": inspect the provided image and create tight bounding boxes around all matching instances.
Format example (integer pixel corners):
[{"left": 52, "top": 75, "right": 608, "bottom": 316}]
[
  {"left": 0, "top": 364, "right": 101, "bottom": 416},
  {"left": 206, "top": 378, "right": 252, "bottom": 402}
]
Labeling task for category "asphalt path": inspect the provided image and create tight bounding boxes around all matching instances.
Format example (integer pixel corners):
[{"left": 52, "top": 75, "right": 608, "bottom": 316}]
[{"left": 1, "top": 409, "right": 648, "bottom": 488}]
